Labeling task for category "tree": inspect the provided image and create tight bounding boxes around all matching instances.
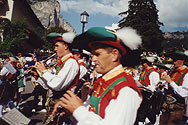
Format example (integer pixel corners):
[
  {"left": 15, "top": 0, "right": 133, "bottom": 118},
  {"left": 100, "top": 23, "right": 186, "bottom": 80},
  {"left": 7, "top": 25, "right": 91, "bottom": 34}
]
[
  {"left": 0, "top": 18, "right": 29, "bottom": 54},
  {"left": 41, "top": 25, "right": 67, "bottom": 51},
  {"left": 118, "top": 0, "right": 164, "bottom": 53}
]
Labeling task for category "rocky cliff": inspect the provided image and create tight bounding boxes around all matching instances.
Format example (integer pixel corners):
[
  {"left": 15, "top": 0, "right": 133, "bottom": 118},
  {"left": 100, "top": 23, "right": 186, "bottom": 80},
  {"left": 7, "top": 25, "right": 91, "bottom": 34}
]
[
  {"left": 28, "top": 0, "right": 76, "bottom": 33},
  {"left": 163, "top": 30, "right": 188, "bottom": 50}
]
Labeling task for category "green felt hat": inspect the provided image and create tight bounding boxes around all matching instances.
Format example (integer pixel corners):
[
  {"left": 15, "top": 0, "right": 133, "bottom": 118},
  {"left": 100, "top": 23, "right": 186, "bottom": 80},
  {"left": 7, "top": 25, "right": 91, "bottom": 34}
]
[
  {"left": 73, "top": 27, "right": 142, "bottom": 55},
  {"left": 165, "top": 50, "right": 188, "bottom": 61},
  {"left": 71, "top": 48, "right": 82, "bottom": 54},
  {"left": 46, "top": 32, "right": 76, "bottom": 44}
]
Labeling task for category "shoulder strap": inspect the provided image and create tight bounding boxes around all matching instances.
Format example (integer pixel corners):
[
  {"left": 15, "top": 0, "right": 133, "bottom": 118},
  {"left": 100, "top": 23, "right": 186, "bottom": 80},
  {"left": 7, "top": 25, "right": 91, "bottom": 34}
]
[
  {"left": 141, "top": 68, "right": 154, "bottom": 86},
  {"left": 176, "top": 70, "right": 188, "bottom": 86}
]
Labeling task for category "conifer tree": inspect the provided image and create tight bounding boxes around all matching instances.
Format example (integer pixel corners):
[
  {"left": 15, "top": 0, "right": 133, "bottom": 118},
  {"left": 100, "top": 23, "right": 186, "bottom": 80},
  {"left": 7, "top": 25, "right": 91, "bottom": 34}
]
[{"left": 119, "top": 0, "right": 164, "bottom": 52}]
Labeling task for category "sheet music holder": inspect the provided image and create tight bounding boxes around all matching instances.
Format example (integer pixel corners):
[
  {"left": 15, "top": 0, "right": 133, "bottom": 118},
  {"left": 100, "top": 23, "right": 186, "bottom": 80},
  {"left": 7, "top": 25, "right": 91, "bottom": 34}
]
[{"left": 1, "top": 108, "right": 30, "bottom": 125}]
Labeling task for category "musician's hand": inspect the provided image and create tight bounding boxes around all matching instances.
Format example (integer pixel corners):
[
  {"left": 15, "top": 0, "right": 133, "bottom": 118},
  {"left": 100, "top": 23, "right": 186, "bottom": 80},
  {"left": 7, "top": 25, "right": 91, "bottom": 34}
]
[
  {"left": 161, "top": 74, "right": 173, "bottom": 84},
  {"left": 52, "top": 101, "right": 64, "bottom": 115},
  {"left": 34, "top": 62, "right": 47, "bottom": 73},
  {"left": 27, "top": 65, "right": 34, "bottom": 69},
  {"left": 83, "top": 82, "right": 90, "bottom": 86},
  {"left": 60, "top": 90, "right": 83, "bottom": 113}
]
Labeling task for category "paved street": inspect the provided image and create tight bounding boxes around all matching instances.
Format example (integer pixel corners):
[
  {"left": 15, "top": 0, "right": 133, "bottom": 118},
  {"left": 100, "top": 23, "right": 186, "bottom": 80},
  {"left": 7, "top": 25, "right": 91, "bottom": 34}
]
[{"left": 0, "top": 77, "right": 46, "bottom": 125}]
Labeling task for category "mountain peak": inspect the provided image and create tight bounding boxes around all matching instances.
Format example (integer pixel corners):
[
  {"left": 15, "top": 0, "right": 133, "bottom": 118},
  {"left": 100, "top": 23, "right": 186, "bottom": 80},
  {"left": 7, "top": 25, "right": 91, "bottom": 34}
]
[{"left": 28, "top": 0, "right": 76, "bottom": 33}]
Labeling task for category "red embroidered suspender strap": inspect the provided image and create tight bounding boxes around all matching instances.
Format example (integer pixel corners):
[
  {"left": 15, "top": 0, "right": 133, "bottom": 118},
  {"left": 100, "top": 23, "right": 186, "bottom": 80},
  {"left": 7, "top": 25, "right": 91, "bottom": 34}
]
[{"left": 140, "top": 68, "right": 154, "bottom": 86}]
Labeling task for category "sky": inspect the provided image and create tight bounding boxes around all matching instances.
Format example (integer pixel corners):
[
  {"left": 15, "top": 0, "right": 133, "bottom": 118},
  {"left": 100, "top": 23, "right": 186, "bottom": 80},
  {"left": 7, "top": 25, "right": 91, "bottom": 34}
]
[{"left": 58, "top": 0, "right": 188, "bottom": 34}]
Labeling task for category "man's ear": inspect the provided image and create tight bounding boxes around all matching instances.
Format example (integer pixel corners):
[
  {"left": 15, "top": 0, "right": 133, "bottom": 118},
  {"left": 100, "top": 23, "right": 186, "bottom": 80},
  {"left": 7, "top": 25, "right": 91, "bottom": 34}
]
[
  {"left": 77, "top": 53, "right": 81, "bottom": 58},
  {"left": 64, "top": 43, "right": 69, "bottom": 50},
  {"left": 112, "top": 49, "right": 119, "bottom": 62}
]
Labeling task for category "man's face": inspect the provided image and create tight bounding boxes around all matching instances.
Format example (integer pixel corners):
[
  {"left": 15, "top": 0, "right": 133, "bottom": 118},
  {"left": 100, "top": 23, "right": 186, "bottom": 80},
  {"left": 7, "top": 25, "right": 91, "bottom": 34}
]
[
  {"left": 142, "top": 62, "right": 148, "bottom": 68},
  {"left": 174, "top": 60, "right": 184, "bottom": 67},
  {"left": 91, "top": 48, "right": 114, "bottom": 75},
  {"left": 5, "top": 58, "right": 10, "bottom": 62},
  {"left": 54, "top": 42, "right": 66, "bottom": 58}
]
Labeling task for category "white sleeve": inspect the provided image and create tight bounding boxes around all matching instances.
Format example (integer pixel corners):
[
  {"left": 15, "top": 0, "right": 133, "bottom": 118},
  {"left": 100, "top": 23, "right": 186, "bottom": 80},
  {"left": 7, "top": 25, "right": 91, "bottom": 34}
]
[
  {"left": 42, "top": 59, "right": 79, "bottom": 91},
  {"left": 170, "top": 73, "right": 188, "bottom": 98},
  {"left": 73, "top": 87, "right": 142, "bottom": 125},
  {"left": 148, "top": 71, "right": 160, "bottom": 91},
  {"left": 37, "top": 77, "right": 48, "bottom": 90},
  {"left": 79, "top": 65, "right": 87, "bottom": 79},
  {"left": 0, "top": 66, "right": 9, "bottom": 76}
]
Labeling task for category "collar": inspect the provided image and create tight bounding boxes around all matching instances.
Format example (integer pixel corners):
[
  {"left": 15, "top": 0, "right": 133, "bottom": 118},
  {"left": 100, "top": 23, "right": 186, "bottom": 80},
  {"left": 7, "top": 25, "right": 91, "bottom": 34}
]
[
  {"left": 177, "top": 65, "right": 188, "bottom": 70},
  {"left": 60, "top": 53, "right": 73, "bottom": 62},
  {"left": 102, "top": 65, "right": 124, "bottom": 81}
]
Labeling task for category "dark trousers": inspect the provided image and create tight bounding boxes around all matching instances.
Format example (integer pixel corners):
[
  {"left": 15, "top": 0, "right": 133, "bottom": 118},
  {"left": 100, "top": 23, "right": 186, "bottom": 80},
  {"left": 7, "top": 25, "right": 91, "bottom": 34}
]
[{"left": 32, "top": 85, "right": 47, "bottom": 109}]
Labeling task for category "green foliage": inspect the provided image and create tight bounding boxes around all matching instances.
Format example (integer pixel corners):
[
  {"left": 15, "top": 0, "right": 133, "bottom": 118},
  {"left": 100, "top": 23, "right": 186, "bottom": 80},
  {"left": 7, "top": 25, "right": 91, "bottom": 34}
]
[
  {"left": 0, "top": 19, "right": 28, "bottom": 54},
  {"left": 119, "top": 0, "right": 164, "bottom": 53},
  {"left": 41, "top": 25, "right": 67, "bottom": 51}
]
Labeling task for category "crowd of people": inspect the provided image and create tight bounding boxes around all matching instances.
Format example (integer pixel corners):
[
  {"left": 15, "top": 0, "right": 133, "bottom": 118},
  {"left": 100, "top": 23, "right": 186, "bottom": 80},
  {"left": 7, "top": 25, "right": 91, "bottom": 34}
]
[{"left": 0, "top": 26, "right": 188, "bottom": 125}]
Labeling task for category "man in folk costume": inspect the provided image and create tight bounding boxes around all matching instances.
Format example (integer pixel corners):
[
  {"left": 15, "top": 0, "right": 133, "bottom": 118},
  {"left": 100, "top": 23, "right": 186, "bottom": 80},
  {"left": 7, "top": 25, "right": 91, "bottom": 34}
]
[
  {"left": 139, "top": 56, "right": 160, "bottom": 92},
  {"left": 52, "top": 27, "right": 142, "bottom": 125},
  {"left": 161, "top": 51, "right": 188, "bottom": 124},
  {"left": 34, "top": 32, "right": 80, "bottom": 124},
  {"left": 137, "top": 56, "right": 160, "bottom": 125},
  {"left": 71, "top": 48, "right": 89, "bottom": 101},
  {"left": 71, "top": 48, "right": 87, "bottom": 80}
]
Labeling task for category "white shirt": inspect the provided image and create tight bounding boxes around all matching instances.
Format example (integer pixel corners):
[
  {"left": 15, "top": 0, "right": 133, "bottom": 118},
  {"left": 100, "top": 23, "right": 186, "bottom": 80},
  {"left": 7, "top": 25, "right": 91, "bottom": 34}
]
[
  {"left": 42, "top": 54, "right": 79, "bottom": 91},
  {"left": 18, "top": 57, "right": 26, "bottom": 66},
  {"left": 31, "top": 77, "right": 48, "bottom": 90},
  {"left": 169, "top": 65, "right": 188, "bottom": 98},
  {"left": 79, "top": 60, "right": 87, "bottom": 79},
  {"left": 0, "top": 65, "right": 9, "bottom": 76},
  {"left": 0, "top": 66, "right": 9, "bottom": 85},
  {"left": 73, "top": 65, "right": 142, "bottom": 125},
  {"left": 73, "top": 87, "right": 141, "bottom": 125},
  {"left": 146, "top": 71, "right": 160, "bottom": 92}
]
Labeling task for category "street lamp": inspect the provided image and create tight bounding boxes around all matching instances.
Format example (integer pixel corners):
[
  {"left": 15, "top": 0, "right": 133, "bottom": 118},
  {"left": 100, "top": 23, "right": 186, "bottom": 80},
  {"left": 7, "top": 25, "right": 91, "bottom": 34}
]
[{"left": 80, "top": 11, "right": 89, "bottom": 33}]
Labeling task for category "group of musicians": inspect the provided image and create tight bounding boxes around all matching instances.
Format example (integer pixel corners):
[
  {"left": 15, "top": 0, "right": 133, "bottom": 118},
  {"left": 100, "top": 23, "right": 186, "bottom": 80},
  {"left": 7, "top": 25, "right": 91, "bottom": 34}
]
[{"left": 0, "top": 26, "right": 188, "bottom": 125}]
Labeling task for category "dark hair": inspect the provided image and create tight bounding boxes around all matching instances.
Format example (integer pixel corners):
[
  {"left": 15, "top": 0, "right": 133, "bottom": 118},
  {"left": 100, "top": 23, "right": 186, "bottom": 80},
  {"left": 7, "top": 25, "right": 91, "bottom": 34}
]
[{"left": 140, "top": 59, "right": 152, "bottom": 66}]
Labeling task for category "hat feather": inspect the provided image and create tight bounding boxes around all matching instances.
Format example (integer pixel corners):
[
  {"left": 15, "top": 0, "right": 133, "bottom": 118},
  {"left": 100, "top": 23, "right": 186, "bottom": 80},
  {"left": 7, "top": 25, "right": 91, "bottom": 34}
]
[
  {"left": 116, "top": 27, "right": 142, "bottom": 50},
  {"left": 184, "top": 50, "right": 188, "bottom": 56},
  {"left": 62, "top": 32, "right": 76, "bottom": 44}
]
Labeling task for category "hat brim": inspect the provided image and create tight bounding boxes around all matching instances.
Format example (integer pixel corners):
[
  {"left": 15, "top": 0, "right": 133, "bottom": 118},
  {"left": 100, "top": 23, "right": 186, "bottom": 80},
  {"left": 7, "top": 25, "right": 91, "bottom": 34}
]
[
  {"left": 165, "top": 52, "right": 186, "bottom": 61},
  {"left": 46, "top": 33, "right": 63, "bottom": 43},
  {"left": 155, "top": 64, "right": 170, "bottom": 70}
]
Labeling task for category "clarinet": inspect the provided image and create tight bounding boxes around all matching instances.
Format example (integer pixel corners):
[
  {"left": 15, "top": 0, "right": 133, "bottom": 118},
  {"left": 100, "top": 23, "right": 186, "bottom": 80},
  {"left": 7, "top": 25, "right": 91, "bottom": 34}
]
[
  {"left": 74, "top": 64, "right": 95, "bottom": 94},
  {"left": 10, "top": 53, "right": 57, "bottom": 84},
  {"left": 44, "top": 64, "right": 95, "bottom": 125},
  {"left": 155, "top": 64, "right": 175, "bottom": 90}
]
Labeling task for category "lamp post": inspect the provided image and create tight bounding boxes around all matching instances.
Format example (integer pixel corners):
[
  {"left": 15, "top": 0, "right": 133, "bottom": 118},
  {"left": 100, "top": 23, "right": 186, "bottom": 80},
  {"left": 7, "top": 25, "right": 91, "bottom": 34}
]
[{"left": 80, "top": 11, "right": 89, "bottom": 33}]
